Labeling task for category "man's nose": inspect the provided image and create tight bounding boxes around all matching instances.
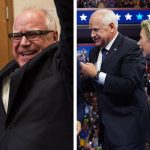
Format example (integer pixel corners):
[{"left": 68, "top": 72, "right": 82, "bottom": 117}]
[
  {"left": 91, "top": 30, "right": 96, "bottom": 38},
  {"left": 20, "top": 36, "right": 31, "bottom": 46}
]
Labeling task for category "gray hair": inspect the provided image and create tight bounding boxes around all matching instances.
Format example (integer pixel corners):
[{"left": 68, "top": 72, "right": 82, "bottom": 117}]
[
  {"left": 40, "top": 8, "right": 57, "bottom": 31},
  {"left": 92, "top": 9, "right": 118, "bottom": 28},
  {"left": 141, "top": 20, "right": 150, "bottom": 39},
  {"left": 18, "top": 7, "right": 57, "bottom": 31}
]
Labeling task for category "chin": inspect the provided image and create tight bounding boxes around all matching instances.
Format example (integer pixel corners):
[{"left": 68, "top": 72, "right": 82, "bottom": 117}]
[
  {"left": 94, "top": 40, "right": 104, "bottom": 47},
  {"left": 19, "top": 62, "right": 26, "bottom": 67},
  {"left": 95, "top": 42, "right": 101, "bottom": 47},
  {"left": 18, "top": 60, "right": 29, "bottom": 67}
]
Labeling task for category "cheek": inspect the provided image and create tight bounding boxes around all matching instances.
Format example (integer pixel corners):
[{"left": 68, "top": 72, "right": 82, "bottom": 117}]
[
  {"left": 142, "top": 40, "right": 148, "bottom": 47},
  {"left": 142, "top": 42, "right": 150, "bottom": 56},
  {"left": 102, "top": 33, "right": 110, "bottom": 44},
  {"left": 97, "top": 31, "right": 103, "bottom": 37},
  {"left": 35, "top": 39, "right": 50, "bottom": 50},
  {"left": 139, "top": 39, "right": 145, "bottom": 48},
  {"left": 145, "top": 43, "right": 150, "bottom": 51},
  {"left": 12, "top": 43, "right": 18, "bottom": 56}
]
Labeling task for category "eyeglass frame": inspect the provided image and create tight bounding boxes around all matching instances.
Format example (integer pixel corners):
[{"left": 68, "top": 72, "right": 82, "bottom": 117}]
[{"left": 8, "top": 30, "right": 54, "bottom": 41}]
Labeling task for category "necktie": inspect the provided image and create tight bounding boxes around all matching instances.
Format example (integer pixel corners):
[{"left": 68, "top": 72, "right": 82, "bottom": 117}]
[{"left": 101, "top": 48, "right": 108, "bottom": 63}]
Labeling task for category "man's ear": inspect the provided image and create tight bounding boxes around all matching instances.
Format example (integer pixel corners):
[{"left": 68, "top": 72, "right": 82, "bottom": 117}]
[{"left": 53, "top": 31, "right": 58, "bottom": 41}]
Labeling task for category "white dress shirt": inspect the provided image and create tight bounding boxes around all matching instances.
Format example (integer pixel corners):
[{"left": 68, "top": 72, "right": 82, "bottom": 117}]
[
  {"left": 2, "top": 75, "right": 10, "bottom": 113},
  {"left": 96, "top": 32, "right": 118, "bottom": 85}
]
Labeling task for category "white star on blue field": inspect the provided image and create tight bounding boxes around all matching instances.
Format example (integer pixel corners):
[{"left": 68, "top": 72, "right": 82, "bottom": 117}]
[
  {"left": 80, "top": 14, "right": 87, "bottom": 21},
  {"left": 136, "top": 13, "right": 143, "bottom": 20},
  {"left": 78, "top": 9, "right": 150, "bottom": 25}
]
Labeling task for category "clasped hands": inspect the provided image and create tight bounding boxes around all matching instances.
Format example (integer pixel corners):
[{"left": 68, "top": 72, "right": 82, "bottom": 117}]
[{"left": 80, "top": 62, "right": 97, "bottom": 78}]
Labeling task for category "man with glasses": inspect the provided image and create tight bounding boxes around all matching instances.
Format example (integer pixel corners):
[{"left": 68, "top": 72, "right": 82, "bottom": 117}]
[{"left": 0, "top": 0, "right": 73, "bottom": 150}]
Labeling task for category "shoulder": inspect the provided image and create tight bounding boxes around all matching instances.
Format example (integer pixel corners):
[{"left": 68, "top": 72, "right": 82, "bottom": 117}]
[
  {"left": 119, "top": 33, "right": 138, "bottom": 47},
  {"left": 115, "top": 34, "right": 138, "bottom": 52},
  {"left": 123, "top": 36, "right": 138, "bottom": 45},
  {"left": 0, "top": 60, "right": 18, "bottom": 78}
]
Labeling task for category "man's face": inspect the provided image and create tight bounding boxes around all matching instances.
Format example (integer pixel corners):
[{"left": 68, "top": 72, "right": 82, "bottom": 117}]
[
  {"left": 89, "top": 14, "right": 114, "bottom": 47},
  {"left": 139, "top": 29, "right": 150, "bottom": 58},
  {"left": 12, "top": 10, "right": 56, "bottom": 67}
]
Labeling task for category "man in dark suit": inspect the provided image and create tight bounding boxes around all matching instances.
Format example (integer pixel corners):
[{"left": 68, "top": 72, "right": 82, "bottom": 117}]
[
  {"left": 80, "top": 9, "right": 149, "bottom": 150},
  {"left": 0, "top": 0, "right": 73, "bottom": 150}
]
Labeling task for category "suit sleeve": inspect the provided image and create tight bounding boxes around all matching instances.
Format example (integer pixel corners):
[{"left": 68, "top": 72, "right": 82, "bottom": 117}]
[
  {"left": 103, "top": 44, "right": 146, "bottom": 96},
  {"left": 54, "top": 0, "right": 73, "bottom": 84}
]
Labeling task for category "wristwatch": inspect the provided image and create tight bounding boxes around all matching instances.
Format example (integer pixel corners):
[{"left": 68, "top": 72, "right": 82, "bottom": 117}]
[{"left": 94, "top": 70, "right": 100, "bottom": 79}]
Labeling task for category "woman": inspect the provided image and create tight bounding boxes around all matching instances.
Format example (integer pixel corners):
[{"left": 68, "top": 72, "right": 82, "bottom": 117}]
[{"left": 138, "top": 20, "right": 150, "bottom": 58}]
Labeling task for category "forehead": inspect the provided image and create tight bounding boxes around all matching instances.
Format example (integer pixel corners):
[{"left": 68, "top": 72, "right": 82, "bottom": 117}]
[
  {"left": 13, "top": 9, "right": 47, "bottom": 31},
  {"left": 89, "top": 13, "right": 103, "bottom": 28}
]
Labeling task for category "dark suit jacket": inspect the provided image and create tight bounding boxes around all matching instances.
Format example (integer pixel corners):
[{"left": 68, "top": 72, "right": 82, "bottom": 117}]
[
  {"left": 0, "top": 0, "right": 73, "bottom": 150},
  {"left": 89, "top": 33, "right": 149, "bottom": 146}
]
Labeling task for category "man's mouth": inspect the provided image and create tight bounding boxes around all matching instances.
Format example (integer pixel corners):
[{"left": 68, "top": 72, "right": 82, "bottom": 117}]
[
  {"left": 19, "top": 51, "right": 37, "bottom": 56},
  {"left": 93, "top": 37, "right": 100, "bottom": 41}
]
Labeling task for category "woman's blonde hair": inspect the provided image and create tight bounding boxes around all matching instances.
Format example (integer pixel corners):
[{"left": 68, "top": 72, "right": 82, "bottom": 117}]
[{"left": 141, "top": 20, "right": 150, "bottom": 39}]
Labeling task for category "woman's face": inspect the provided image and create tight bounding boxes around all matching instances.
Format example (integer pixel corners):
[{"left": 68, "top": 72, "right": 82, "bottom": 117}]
[{"left": 139, "top": 29, "right": 150, "bottom": 58}]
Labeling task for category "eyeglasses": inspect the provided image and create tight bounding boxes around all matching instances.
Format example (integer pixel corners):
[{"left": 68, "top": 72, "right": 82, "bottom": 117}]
[{"left": 8, "top": 30, "right": 54, "bottom": 41}]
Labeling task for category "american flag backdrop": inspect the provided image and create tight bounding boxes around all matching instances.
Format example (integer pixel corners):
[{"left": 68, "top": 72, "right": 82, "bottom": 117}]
[{"left": 77, "top": 9, "right": 150, "bottom": 25}]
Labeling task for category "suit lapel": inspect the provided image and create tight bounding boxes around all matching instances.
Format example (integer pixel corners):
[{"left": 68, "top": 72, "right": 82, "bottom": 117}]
[
  {"left": 7, "top": 64, "right": 26, "bottom": 116},
  {"left": 0, "top": 60, "right": 19, "bottom": 119},
  {"left": 101, "top": 33, "right": 124, "bottom": 70}
]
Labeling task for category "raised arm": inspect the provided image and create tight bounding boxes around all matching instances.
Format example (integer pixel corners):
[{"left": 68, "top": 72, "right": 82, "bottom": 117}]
[{"left": 54, "top": 0, "right": 73, "bottom": 82}]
